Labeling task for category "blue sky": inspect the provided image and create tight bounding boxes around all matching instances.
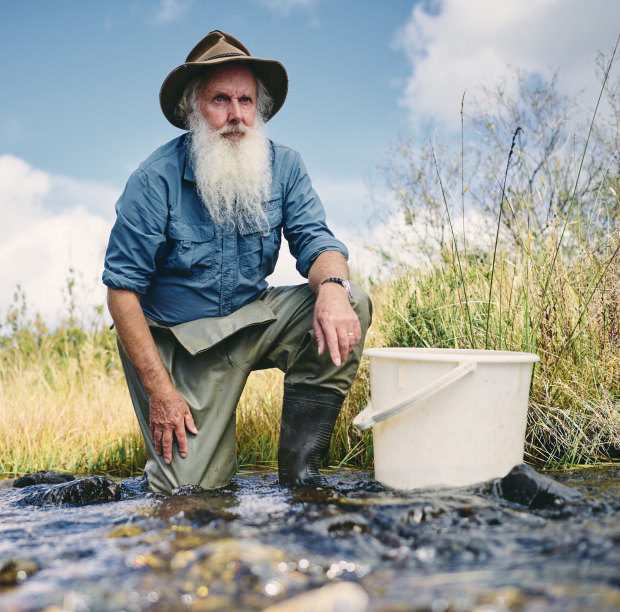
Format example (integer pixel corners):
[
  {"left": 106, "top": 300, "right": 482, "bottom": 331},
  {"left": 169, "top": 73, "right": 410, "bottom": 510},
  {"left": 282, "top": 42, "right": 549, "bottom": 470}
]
[
  {"left": 1, "top": 0, "right": 412, "bottom": 198},
  {"left": 1, "top": 0, "right": 618, "bottom": 325}
]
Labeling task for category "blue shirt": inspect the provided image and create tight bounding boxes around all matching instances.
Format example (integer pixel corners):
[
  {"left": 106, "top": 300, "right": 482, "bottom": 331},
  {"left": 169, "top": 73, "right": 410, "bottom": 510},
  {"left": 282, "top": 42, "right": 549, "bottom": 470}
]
[{"left": 103, "top": 134, "right": 348, "bottom": 326}]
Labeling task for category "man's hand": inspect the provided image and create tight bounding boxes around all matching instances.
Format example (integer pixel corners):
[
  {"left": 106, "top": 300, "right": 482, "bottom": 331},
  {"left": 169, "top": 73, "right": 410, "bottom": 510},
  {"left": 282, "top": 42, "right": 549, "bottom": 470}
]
[
  {"left": 313, "top": 282, "right": 361, "bottom": 367},
  {"left": 307, "top": 251, "right": 361, "bottom": 367},
  {"left": 107, "top": 288, "right": 199, "bottom": 464},
  {"left": 148, "top": 385, "right": 198, "bottom": 464}
]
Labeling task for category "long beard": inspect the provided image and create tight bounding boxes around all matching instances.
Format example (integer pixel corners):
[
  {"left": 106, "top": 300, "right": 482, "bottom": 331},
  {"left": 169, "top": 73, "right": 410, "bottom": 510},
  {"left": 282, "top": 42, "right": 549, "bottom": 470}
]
[{"left": 187, "top": 114, "right": 272, "bottom": 234}]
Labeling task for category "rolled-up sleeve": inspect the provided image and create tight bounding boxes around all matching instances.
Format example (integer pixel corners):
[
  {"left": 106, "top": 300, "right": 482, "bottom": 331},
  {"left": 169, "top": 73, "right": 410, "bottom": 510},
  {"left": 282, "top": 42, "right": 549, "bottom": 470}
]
[
  {"left": 281, "top": 150, "right": 349, "bottom": 277},
  {"left": 103, "top": 169, "right": 168, "bottom": 294}
]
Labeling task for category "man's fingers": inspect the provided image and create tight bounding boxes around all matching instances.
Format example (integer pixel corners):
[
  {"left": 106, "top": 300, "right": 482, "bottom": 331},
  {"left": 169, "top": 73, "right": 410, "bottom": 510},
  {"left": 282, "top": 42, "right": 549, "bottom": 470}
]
[
  {"left": 325, "top": 327, "right": 342, "bottom": 367},
  {"left": 314, "top": 317, "right": 327, "bottom": 355},
  {"left": 337, "top": 327, "right": 351, "bottom": 365},
  {"left": 185, "top": 411, "right": 198, "bottom": 435},
  {"left": 151, "top": 426, "right": 163, "bottom": 457},
  {"left": 175, "top": 424, "right": 188, "bottom": 458},
  {"left": 161, "top": 430, "right": 174, "bottom": 464},
  {"left": 317, "top": 319, "right": 362, "bottom": 367}
]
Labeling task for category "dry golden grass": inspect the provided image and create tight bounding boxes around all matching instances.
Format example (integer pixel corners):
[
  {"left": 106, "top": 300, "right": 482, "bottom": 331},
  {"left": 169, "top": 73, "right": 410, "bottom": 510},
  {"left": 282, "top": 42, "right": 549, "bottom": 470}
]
[
  {"left": 0, "top": 331, "right": 144, "bottom": 478},
  {"left": 1, "top": 235, "right": 617, "bottom": 478}
]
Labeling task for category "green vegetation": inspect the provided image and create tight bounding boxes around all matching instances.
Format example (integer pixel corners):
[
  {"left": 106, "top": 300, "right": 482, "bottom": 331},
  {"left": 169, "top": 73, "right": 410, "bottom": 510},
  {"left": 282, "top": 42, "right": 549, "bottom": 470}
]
[
  {"left": 1, "top": 234, "right": 617, "bottom": 478},
  {"left": 1, "top": 52, "right": 618, "bottom": 478},
  {"left": 0, "top": 285, "right": 146, "bottom": 478}
]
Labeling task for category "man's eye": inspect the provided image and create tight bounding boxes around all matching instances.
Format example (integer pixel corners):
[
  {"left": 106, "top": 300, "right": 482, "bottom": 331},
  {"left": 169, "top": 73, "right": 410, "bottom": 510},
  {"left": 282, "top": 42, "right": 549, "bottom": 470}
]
[
  {"left": 240, "top": 97, "right": 253, "bottom": 103},
  {"left": 214, "top": 95, "right": 225, "bottom": 103}
]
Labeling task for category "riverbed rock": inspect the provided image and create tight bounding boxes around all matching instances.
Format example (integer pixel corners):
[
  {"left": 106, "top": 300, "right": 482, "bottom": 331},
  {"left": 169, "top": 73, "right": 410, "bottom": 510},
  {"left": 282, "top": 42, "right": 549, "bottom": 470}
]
[
  {"left": 22, "top": 476, "right": 121, "bottom": 507},
  {"left": 498, "top": 464, "right": 583, "bottom": 509},
  {"left": 263, "top": 582, "right": 369, "bottom": 612},
  {"left": 0, "top": 559, "right": 39, "bottom": 586},
  {"left": 13, "top": 471, "right": 75, "bottom": 488}
]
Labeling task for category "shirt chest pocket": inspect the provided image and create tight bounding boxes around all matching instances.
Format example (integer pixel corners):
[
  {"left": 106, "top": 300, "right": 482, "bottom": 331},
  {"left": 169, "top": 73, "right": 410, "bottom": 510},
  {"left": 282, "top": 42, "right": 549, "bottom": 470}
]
[
  {"left": 160, "top": 220, "right": 217, "bottom": 282},
  {"left": 238, "top": 201, "right": 283, "bottom": 282}
]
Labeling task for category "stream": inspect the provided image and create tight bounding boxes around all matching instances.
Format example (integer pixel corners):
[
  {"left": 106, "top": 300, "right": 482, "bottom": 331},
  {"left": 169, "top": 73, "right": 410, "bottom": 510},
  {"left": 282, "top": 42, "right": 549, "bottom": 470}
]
[{"left": 0, "top": 465, "right": 618, "bottom": 611}]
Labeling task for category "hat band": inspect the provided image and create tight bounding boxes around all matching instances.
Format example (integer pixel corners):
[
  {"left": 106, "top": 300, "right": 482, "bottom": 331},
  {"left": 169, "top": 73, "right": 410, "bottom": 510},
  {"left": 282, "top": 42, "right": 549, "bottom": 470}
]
[{"left": 203, "top": 51, "right": 247, "bottom": 61}]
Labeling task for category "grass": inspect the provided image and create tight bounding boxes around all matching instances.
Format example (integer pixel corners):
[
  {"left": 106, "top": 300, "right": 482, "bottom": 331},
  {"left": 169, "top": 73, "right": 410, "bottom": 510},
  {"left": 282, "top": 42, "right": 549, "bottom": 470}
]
[
  {"left": 1, "top": 50, "right": 618, "bottom": 478},
  {"left": 375, "top": 238, "right": 619, "bottom": 468},
  {"left": 1, "top": 234, "right": 617, "bottom": 480},
  {"left": 0, "top": 320, "right": 146, "bottom": 478}
]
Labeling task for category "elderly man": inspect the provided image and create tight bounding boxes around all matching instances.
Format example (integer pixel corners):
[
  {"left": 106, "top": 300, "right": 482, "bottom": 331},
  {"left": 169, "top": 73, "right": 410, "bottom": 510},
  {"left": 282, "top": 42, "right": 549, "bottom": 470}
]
[{"left": 103, "top": 30, "right": 372, "bottom": 494}]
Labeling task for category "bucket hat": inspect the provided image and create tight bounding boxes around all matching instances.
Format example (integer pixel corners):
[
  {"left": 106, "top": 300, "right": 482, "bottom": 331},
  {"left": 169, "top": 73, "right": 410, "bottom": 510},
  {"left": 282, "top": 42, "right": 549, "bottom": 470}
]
[{"left": 160, "top": 30, "right": 288, "bottom": 129}]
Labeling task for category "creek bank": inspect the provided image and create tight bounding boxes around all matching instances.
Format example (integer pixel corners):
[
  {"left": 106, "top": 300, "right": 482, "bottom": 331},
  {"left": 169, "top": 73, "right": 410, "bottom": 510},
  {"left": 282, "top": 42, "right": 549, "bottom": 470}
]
[{"left": 0, "top": 465, "right": 618, "bottom": 611}]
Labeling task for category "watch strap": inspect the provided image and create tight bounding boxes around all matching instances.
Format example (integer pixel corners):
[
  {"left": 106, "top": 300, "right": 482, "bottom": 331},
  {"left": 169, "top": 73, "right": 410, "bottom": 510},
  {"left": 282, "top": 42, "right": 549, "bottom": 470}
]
[{"left": 318, "top": 277, "right": 353, "bottom": 300}]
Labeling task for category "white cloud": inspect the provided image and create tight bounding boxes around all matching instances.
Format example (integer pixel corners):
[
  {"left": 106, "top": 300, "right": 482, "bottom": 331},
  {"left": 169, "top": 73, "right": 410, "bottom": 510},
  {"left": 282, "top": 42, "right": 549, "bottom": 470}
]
[
  {"left": 343, "top": 207, "right": 499, "bottom": 282},
  {"left": 397, "top": 0, "right": 620, "bottom": 131},
  {"left": 256, "top": 0, "right": 318, "bottom": 15},
  {"left": 266, "top": 241, "right": 305, "bottom": 286},
  {"left": 151, "top": 0, "right": 191, "bottom": 24},
  {"left": 0, "top": 155, "right": 118, "bottom": 328}
]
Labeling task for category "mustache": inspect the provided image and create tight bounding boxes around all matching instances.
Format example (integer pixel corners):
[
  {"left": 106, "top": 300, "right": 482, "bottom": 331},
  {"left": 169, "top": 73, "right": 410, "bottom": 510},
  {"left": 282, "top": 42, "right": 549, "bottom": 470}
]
[{"left": 219, "top": 124, "right": 249, "bottom": 136}]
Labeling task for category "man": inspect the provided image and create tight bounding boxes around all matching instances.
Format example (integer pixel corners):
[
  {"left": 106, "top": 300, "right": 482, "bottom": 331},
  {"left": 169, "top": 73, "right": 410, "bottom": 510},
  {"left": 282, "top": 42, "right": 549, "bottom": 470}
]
[{"left": 103, "top": 30, "right": 372, "bottom": 494}]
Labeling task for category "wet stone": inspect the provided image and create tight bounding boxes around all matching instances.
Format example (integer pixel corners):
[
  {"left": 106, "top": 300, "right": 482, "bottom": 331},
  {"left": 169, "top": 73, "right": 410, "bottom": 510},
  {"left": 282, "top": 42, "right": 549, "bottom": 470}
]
[
  {"left": 20, "top": 475, "right": 121, "bottom": 506},
  {"left": 0, "top": 559, "right": 39, "bottom": 586},
  {"left": 498, "top": 464, "right": 583, "bottom": 509},
  {"left": 263, "top": 581, "right": 369, "bottom": 612},
  {"left": 13, "top": 470, "right": 75, "bottom": 488}
]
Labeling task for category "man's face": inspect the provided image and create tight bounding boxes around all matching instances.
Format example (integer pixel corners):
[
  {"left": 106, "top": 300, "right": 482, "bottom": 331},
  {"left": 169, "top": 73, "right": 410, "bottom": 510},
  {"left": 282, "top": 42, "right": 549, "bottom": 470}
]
[{"left": 197, "top": 64, "right": 257, "bottom": 141}]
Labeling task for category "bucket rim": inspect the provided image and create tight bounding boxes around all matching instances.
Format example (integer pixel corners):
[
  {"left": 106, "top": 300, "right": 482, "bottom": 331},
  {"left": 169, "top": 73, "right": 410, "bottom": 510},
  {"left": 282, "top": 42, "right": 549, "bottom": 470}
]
[{"left": 363, "top": 347, "right": 539, "bottom": 363}]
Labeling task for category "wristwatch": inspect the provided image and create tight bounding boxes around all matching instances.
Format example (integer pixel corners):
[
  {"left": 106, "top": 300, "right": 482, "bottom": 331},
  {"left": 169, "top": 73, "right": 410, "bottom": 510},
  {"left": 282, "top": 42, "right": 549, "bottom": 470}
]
[{"left": 318, "top": 277, "right": 353, "bottom": 300}]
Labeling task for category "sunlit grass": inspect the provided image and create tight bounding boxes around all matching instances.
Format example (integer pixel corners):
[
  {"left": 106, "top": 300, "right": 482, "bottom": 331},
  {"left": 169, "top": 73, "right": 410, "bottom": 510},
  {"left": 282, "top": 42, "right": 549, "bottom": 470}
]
[
  {"left": 0, "top": 325, "right": 145, "bottom": 478},
  {"left": 3, "top": 233, "right": 616, "bottom": 480},
  {"left": 375, "top": 234, "right": 620, "bottom": 468},
  {"left": 2, "top": 47, "right": 618, "bottom": 477}
]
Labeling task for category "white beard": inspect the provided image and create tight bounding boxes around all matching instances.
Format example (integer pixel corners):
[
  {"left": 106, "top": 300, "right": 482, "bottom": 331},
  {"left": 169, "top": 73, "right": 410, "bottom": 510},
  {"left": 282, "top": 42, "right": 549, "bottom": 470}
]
[{"left": 187, "top": 113, "right": 272, "bottom": 235}]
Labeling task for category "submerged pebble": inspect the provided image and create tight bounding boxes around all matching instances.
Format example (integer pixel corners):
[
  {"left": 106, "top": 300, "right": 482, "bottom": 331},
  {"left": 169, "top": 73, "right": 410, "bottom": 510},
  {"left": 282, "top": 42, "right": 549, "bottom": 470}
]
[{"left": 0, "top": 559, "right": 38, "bottom": 586}]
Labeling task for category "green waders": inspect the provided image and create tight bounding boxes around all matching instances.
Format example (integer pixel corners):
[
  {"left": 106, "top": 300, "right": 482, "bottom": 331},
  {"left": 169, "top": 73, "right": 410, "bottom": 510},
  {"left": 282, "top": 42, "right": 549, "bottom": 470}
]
[{"left": 118, "top": 282, "right": 372, "bottom": 494}]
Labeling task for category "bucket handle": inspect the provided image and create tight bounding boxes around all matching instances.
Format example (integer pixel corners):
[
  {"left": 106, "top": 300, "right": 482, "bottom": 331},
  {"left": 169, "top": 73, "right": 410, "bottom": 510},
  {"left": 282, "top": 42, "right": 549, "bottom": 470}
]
[{"left": 353, "top": 360, "right": 477, "bottom": 431}]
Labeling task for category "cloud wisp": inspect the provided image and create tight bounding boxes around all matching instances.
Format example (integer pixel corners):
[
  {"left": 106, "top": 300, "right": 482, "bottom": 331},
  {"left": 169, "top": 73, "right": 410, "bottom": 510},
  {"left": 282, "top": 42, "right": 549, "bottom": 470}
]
[
  {"left": 151, "top": 0, "right": 192, "bottom": 25},
  {"left": 255, "top": 0, "right": 319, "bottom": 17},
  {"left": 396, "top": 0, "right": 620, "bottom": 132}
]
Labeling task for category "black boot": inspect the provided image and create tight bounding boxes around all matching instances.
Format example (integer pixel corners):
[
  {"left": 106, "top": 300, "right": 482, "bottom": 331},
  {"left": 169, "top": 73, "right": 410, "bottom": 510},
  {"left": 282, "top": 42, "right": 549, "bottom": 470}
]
[{"left": 278, "top": 383, "right": 344, "bottom": 487}]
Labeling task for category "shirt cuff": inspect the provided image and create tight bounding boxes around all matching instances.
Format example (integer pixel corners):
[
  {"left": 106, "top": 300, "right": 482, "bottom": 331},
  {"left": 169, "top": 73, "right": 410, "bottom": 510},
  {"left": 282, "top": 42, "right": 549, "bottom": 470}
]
[{"left": 102, "top": 269, "right": 149, "bottom": 294}]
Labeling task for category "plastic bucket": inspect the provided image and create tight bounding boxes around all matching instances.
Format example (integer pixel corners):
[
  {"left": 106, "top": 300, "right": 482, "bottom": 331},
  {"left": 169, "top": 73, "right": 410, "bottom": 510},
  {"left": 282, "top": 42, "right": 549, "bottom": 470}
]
[{"left": 353, "top": 347, "right": 539, "bottom": 490}]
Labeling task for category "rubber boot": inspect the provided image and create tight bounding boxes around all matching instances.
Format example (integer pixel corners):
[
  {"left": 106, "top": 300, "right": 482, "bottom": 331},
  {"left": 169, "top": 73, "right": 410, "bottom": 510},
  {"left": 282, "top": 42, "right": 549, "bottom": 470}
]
[{"left": 278, "top": 383, "right": 344, "bottom": 487}]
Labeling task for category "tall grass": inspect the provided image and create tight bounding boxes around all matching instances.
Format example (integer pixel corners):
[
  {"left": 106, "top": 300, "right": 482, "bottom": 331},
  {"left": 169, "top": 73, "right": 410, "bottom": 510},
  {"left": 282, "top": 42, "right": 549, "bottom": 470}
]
[
  {"left": 2, "top": 49, "right": 618, "bottom": 477},
  {"left": 376, "top": 235, "right": 619, "bottom": 467},
  {"left": 1, "top": 235, "right": 617, "bottom": 479},
  {"left": 0, "top": 314, "right": 145, "bottom": 478}
]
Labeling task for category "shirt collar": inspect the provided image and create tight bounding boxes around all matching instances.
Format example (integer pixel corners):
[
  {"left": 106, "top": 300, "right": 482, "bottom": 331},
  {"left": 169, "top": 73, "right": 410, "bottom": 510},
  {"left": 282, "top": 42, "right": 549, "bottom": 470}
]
[{"left": 183, "top": 135, "right": 196, "bottom": 183}]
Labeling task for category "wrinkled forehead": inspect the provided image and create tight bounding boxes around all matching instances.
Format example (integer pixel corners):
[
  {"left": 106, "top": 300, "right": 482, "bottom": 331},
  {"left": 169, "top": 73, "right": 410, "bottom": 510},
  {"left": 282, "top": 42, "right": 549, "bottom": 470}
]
[{"left": 200, "top": 62, "right": 258, "bottom": 93}]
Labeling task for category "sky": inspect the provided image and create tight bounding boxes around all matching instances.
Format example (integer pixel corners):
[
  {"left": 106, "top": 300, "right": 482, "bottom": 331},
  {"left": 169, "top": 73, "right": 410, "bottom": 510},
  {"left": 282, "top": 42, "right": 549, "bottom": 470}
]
[{"left": 1, "top": 0, "right": 618, "bottom": 327}]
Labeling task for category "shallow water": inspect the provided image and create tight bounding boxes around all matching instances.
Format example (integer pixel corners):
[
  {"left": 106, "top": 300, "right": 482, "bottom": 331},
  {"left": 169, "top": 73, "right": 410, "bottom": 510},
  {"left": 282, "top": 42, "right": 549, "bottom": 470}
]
[{"left": 0, "top": 466, "right": 619, "bottom": 611}]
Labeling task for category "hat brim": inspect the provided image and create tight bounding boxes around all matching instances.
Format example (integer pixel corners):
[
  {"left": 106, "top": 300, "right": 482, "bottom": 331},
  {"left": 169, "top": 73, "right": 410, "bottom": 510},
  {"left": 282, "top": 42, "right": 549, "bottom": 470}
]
[{"left": 160, "top": 56, "right": 288, "bottom": 130}]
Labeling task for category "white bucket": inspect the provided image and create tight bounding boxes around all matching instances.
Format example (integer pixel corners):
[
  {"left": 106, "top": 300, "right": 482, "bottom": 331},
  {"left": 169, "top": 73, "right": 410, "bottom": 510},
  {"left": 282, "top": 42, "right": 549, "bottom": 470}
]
[{"left": 353, "top": 347, "right": 539, "bottom": 490}]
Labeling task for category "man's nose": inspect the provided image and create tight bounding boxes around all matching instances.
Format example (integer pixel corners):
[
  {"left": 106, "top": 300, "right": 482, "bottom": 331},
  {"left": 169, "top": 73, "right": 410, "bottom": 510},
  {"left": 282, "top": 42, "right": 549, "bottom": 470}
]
[{"left": 228, "top": 99, "right": 242, "bottom": 123}]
